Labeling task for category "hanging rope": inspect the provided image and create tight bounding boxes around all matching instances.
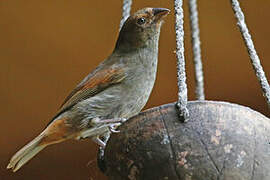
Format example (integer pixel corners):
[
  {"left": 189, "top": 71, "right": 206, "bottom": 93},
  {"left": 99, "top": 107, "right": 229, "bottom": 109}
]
[
  {"left": 119, "top": 0, "right": 132, "bottom": 29},
  {"left": 188, "top": 0, "right": 205, "bottom": 100},
  {"left": 231, "top": 0, "right": 270, "bottom": 109},
  {"left": 174, "top": 0, "right": 190, "bottom": 122}
]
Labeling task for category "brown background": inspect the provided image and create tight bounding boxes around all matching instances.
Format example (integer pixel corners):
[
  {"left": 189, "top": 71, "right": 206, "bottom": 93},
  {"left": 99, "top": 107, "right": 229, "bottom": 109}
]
[{"left": 1, "top": 0, "right": 269, "bottom": 179}]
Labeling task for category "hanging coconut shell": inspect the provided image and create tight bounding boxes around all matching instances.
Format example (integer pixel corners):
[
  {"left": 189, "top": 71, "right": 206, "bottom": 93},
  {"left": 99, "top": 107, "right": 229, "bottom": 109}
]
[{"left": 100, "top": 101, "right": 270, "bottom": 180}]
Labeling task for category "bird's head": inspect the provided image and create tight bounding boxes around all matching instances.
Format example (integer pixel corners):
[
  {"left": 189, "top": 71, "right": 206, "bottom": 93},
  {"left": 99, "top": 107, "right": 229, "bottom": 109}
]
[{"left": 115, "top": 7, "right": 170, "bottom": 52}]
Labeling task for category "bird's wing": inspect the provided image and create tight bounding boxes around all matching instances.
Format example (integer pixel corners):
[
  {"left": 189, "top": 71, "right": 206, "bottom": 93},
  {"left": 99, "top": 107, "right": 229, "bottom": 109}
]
[{"left": 58, "top": 65, "right": 127, "bottom": 114}]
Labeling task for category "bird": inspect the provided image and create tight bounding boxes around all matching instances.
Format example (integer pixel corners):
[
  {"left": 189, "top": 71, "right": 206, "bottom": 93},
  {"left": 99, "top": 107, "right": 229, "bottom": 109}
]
[{"left": 7, "top": 7, "right": 170, "bottom": 172}]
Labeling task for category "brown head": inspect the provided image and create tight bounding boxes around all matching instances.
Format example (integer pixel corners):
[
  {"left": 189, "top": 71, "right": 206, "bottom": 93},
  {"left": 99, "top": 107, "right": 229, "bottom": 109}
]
[{"left": 115, "top": 7, "right": 170, "bottom": 52}]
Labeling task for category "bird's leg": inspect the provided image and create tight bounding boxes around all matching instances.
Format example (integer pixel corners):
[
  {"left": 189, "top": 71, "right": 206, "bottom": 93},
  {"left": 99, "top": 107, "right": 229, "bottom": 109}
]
[
  {"left": 78, "top": 119, "right": 125, "bottom": 140},
  {"left": 92, "top": 117, "right": 127, "bottom": 124},
  {"left": 79, "top": 118, "right": 126, "bottom": 142}
]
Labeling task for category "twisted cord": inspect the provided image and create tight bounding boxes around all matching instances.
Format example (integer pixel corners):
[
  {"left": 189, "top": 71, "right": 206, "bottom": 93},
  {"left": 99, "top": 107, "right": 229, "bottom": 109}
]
[
  {"left": 231, "top": 0, "right": 270, "bottom": 109},
  {"left": 119, "top": 0, "right": 132, "bottom": 29},
  {"left": 174, "top": 0, "right": 190, "bottom": 121},
  {"left": 189, "top": 0, "right": 205, "bottom": 100}
]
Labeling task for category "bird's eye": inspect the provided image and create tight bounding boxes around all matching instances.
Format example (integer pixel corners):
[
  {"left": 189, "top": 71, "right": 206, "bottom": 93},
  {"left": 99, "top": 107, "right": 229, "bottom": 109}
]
[{"left": 137, "top": 17, "right": 146, "bottom": 25}]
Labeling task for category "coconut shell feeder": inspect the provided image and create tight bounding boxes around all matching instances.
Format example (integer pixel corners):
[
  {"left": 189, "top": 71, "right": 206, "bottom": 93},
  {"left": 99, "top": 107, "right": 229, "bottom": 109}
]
[{"left": 97, "top": 0, "right": 270, "bottom": 179}]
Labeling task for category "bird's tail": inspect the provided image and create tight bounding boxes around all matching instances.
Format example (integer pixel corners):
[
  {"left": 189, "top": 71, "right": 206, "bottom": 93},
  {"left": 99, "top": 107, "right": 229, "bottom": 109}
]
[
  {"left": 7, "top": 117, "right": 73, "bottom": 172},
  {"left": 7, "top": 132, "right": 47, "bottom": 172}
]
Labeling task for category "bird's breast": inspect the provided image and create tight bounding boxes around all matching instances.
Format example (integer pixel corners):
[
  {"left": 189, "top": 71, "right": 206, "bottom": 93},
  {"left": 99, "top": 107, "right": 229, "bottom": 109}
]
[{"left": 120, "top": 54, "right": 158, "bottom": 118}]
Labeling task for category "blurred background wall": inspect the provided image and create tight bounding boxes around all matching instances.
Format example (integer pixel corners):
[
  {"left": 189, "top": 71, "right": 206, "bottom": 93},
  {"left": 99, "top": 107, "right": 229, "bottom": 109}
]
[{"left": 1, "top": 0, "right": 269, "bottom": 179}]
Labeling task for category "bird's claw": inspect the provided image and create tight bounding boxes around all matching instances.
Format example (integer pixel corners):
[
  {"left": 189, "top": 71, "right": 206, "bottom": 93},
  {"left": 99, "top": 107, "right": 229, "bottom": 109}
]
[
  {"left": 92, "top": 136, "right": 106, "bottom": 148},
  {"left": 109, "top": 124, "right": 120, "bottom": 133}
]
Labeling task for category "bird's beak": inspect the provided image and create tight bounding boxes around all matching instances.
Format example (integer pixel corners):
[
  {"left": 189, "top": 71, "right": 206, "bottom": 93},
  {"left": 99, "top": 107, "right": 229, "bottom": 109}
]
[{"left": 153, "top": 8, "right": 170, "bottom": 21}]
